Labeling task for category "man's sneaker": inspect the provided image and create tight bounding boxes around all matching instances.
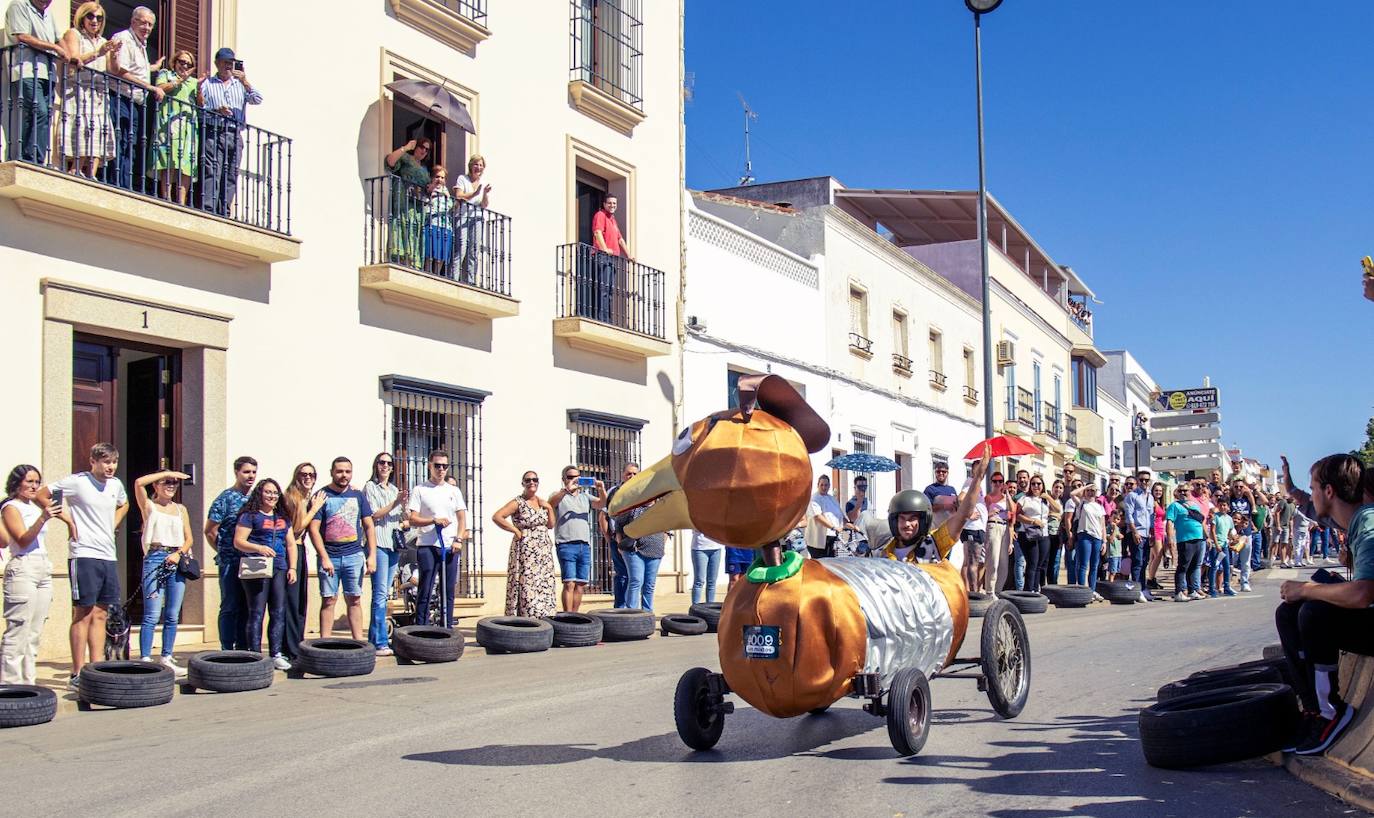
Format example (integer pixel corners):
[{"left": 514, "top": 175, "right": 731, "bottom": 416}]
[
  {"left": 272, "top": 654, "right": 292, "bottom": 671},
  {"left": 66, "top": 674, "right": 80, "bottom": 692},
  {"left": 160, "top": 656, "right": 187, "bottom": 679},
  {"left": 1092, "top": 591, "right": 1105, "bottom": 602},
  {"left": 376, "top": 647, "right": 394, "bottom": 657},
  {"left": 1223, "top": 588, "right": 1237, "bottom": 597},
  {"left": 1241, "top": 583, "right": 1252, "bottom": 592},
  {"left": 1296, "top": 702, "right": 1357, "bottom": 755},
  {"left": 1284, "top": 711, "right": 1325, "bottom": 753},
  {"left": 1174, "top": 592, "right": 1189, "bottom": 602},
  {"left": 1209, "top": 591, "right": 1219, "bottom": 598}
]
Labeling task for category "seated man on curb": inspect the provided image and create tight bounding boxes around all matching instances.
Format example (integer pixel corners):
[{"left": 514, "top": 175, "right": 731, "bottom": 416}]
[{"left": 1276, "top": 453, "right": 1374, "bottom": 756}]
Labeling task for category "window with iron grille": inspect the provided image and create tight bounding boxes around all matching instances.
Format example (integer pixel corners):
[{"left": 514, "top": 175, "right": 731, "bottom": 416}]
[
  {"left": 382, "top": 375, "right": 490, "bottom": 599},
  {"left": 568, "top": 409, "right": 644, "bottom": 595},
  {"left": 570, "top": 0, "right": 644, "bottom": 110}
]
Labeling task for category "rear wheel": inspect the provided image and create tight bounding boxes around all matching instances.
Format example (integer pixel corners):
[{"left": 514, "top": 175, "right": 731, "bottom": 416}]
[
  {"left": 981, "top": 600, "right": 1031, "bottom": 718},
  {"left": 674, "top": 667, "right": 726, "bottom": 751},
  {"left": 886, "top": 667, "right": 932, "bottom": 756}
]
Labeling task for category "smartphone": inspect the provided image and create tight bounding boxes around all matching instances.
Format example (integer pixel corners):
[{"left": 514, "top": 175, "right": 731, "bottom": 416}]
[
  {"left": 1311, "top": 568, "right": 1347, "bottom": 584},
  {"left": 182, "top": 463, "right": 197, "bottom": 486},
  {"left": 49, "top": 487, "right": 64, "bottom": 507},
  {"left": 577, "top": 476, "right": 596, "bottom": 488},
  {"left": 233, "top": 59, "right": 244, "bottom": 72}
]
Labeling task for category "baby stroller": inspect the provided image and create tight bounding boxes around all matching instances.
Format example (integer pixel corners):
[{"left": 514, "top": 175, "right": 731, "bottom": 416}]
[{"left": 105, "top": 560, "right": 178, "bottom": 661}]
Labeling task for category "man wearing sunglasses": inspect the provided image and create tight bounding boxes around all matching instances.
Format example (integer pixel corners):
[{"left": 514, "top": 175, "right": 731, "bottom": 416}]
[
  {"left": 406, "top": 451, "right": 468, "bottom": 626},
  {"left": 1123, "top": 470, "right": 1156, "bottom": 601},
  {"left": 549, "top": 465, "right": 607, "bottom": 613}
]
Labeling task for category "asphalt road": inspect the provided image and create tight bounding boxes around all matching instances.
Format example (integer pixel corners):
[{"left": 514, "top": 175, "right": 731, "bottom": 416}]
[{"left": 4, "top": 569, "right": 1366, "bottom": 818}]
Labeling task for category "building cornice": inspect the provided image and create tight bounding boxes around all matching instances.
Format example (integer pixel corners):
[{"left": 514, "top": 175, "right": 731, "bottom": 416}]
[{"left": 823, "top": 206, "right": 981, "bottom": 316}]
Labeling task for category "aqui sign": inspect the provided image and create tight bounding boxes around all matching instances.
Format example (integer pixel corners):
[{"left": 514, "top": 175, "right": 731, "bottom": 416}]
[{"left": 1152, "top": 387, "right": 1220, "bottom": 413}]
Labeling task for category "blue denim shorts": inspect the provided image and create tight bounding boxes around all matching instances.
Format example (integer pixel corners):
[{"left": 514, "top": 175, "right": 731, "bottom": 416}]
[
  {"left": 319, "top": 550, "right": 365, "bottom": 598},
  {"left": 556, "top": 541, "right": 592, "bottom": 584},
  {"left": 1105, "top": 555, "right": 1121, "bottom": 575}
]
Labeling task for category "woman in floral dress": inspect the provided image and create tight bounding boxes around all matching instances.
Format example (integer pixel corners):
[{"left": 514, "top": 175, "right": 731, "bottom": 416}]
[{"left": 492, "top": 471, "right": 557, "bottom": 618}]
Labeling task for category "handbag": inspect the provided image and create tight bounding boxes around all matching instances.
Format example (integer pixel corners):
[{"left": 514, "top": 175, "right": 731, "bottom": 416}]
[
  {"left": 177, "top": 553, "right": 203, "bottom": 581},
  {"left": 238, "top": 554, "right": 273, "bottom": 580}
]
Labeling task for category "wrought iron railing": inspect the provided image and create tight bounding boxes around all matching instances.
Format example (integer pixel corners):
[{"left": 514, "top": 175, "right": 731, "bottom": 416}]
[
  {"left": 1016, "top": 387, "right": 1036, "bottom": 426},
  {"left": 569, "top": 0, "right": 643, "bottom": 109},
  {"left": 892, "top": 353, "right": 913, "bottom": 373},
  {"left": 1066, "top": 414, "right": 1079, "bottom": 448},
  {"left": 1042, "top": 401, "right": 1061, "bottom": 438},
  {"left": 365, "top": 175, "right": 511, "bottom": 296},
  {"left": 929, "top": 370, "right": 948, "bottom": 389},
  {"left": 569, "top": 414, "right": 642, "bottom": 596},
  {"left": 1, "top": 44, "right": 292, "bottom": 234},
  {"left": 963, "top": 385, "right": 979, "bottom": 403},
  {"left": 848, "top": 332, "right": 873, "bottom": 354},
  {"left": 438, "top": 0, "right": 488, "bottom": 25},
  {"left": 555, "top": 242, "right": 664, "bottom": 338}
]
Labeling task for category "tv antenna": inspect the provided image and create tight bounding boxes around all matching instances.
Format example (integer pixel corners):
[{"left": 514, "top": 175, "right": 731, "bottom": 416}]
[{"left": 737, "top": 92, "right": 757, "bottom": 186}]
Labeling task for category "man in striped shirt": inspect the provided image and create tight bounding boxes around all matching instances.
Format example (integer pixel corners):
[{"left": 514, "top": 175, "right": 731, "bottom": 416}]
[{"left": 199, "top": 47, "right": 262, "bottom": 217}]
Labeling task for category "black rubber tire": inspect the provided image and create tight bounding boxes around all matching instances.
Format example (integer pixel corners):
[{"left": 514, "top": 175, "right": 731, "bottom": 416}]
[
  {"left": 1139, "top": 683, "right": 1298, "bottom": 769},
  {"left": 392, "top": 626, "right": 465, "bottom": 663},
  {"left": 79, "top": 660, "right": 174, "bottom": 708},
  {"left": 808, "top": 705, "right": 831, "bottom": 715},
  {"left": 0, "top": 685, "right": 57, "bottom": 727},
  {"left": 1041, "top": 584, "right": 1093, "bottom": 608},
  {"left": 997, "top": 590, "right": 1049, "bottom": 615},
  {"left": 661, "top": 615, "right": 708, "bottom": 636},
  {"left": 1194, "top": 658, "right": 1292, "bottom": 686},
  {"left": 886, "top": 667, "right": 932, "bottom": 756},
  {"left": 981, "top": 600, "right": 1031, "bottom": 718},
  {"left": 593, "top": 609, "right": 655, "bottom": 641},
  {"left": 674, "top": 667, "right": 725, "bottom": 751},
  {"left": 1095, "top": 580, "right": 1139, "bottom": 605},
  {"left": 475, "top": 617, "right": 554, "bottom": 653},
  {"left": 295, "top": 638, "right": 376, "bottom": 678},
  {"left": 1158, "top": 665, "right": 1285, "bottom": 702},
  {"left": 543, "top": 613, "right": 603, "bottom": 648},
  {"left": 688, "top": 602, "right": 723, "bottom": 632},
  {"left": 186, "top": 651, "right": 274, "bottom": 693},
  {"left": 1262, "top": 643, "right": 1284, "bottom": 661},
  {"left": 967, "top": 592, "right": 995, "bottom": 618}
]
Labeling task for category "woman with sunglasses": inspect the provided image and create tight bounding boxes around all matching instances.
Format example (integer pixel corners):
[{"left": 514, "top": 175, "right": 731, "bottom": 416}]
[
  {"left": 132, "top": 469, "right": 193, "bottom": 675},
  {"left": 148, "top": 49, "right": 199, "bottom": 204},
  {"left": 384, "top": 137, "right": 433, "bottom": 268},
  {"left": 60, "top": 2, "right": 119, "bottom": 179},
  {"left": 283, "top": 463, "right": 326, "bottom": 660},
  {"left": 493, "top": 472, "right": 558, "bottom": 618},
  {"left": 1145, "top": 481, "right": 1170, "bottom": 588},
  {"left": 1017, "top": 476, "right": 1051, "bottom": 593},
  {"left": 234, "top": 479, "right": 296, "bottom": 669},
  {"left": 364, "top": 453, "right": 407, "bottom": 654},
  {"left": 1167, "top": 484, "right": 1208, "bottom": 601},
  {"left": 983, "top": 472, "right": 1016, "bottom": 594}
]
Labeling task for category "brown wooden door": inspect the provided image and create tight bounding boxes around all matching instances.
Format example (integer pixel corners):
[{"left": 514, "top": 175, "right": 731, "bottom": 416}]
[
  {"left": 126, "top": 356, "right": 179, "bottom": 613},
  {"left": 72, "top": 341, "right": 118, "bottom": 475}
]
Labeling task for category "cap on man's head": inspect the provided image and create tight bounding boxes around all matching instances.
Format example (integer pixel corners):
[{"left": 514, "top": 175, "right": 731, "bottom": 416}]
[{"left": 214, "top": 47, "right": 236, "bottom": 62}]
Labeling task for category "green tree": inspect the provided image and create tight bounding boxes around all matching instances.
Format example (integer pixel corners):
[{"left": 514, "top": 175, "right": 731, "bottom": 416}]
[{"left": 1355, "top": 415, "right": 1374, "bottom": 466}]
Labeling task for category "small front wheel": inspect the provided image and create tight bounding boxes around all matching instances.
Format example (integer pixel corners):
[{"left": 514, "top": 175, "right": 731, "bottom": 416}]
[
  {"left": 886, "top": 668, "right": 932, "bottom": 757},
  {"left": 674, "top": 667, "right": 725, "bottom": 751}
]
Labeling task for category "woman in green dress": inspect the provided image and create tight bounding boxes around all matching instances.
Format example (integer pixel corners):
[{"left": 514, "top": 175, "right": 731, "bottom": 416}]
[
  {"left": 148, "top": 50, "right": 200, "bottom": 206},
  {"left": 384, "top": 138, "right": 432, "bottom": 269}
]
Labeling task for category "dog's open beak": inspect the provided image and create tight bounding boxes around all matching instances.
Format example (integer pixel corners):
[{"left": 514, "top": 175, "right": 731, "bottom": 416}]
[{"left": 608, "top": 454, "right": 693, "bottom": 538}]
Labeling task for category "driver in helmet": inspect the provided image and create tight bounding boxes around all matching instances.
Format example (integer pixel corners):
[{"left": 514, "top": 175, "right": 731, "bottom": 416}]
[{"left": 874, "top": 448, "right": 991, "bottom": 563}]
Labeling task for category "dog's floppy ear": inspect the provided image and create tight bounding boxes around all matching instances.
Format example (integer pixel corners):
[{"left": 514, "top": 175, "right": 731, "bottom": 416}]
[{"left": 738, "top": 374, "right": 829, "bottom": 454}]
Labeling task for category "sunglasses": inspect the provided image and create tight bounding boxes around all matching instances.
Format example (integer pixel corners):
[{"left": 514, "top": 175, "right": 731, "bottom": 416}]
[
  {"left": 158, "top": 479, "right": 180, "bottom": 487},
  {"left": 86, "top": 14, "right": 104, "bottom": 21},
  {"left": 300, "top": 472, "right": 316, "bottom": 479},
  {"left": 522, "top": 477, "right": 540, "bottom": 484},
  {"left": 1030, "top": 481, "right": 1043, "bottom": 486},
  {"left": 432, "top": 463, "right": 451, "bottom": 470},
  {"left": 378, "top": 461, "right": 393, "bottom": 467},
  {"left": 990, "top": 477, "right": 1005, "bottom": 483},
  {"left": 564, "top": 473, "right": 580, "bottom": 480}
]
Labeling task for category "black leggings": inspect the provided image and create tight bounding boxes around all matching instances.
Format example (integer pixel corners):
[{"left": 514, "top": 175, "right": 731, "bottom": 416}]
[
  {"left": 1175, "top": 539, "right": 1203, "bottom": 593},
  {"left": 1275, "top": 599, "right": 1374, "bottom": 712},
  {"left": 1021, "top": 534, "right": 1050, "bottom": 593},
  {"left": 242, "top": 569, "right": 287, "bottom": 656},
  {"left": 416, "top": 546, "right": 461, "bottom": 626},
  {"left": 282, "top": 542, "right": 308, "bottom": 658}
]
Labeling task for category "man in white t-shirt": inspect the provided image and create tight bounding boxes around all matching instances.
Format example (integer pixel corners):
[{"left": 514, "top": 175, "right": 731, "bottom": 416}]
[
  {"left": 42, "top": 442, "right": 129, "bottom": 688},
  {"left": 406, "top": 450, "right": 468, "bottom": 626},
  {"left": 805, "top": 474, "right": 844, "bottom": 559}
]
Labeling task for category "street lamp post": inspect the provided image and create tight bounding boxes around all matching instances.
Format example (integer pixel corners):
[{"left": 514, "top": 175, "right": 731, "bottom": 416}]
[{"left": 966, "top": 0, "right": 1002, "bottom": 444}]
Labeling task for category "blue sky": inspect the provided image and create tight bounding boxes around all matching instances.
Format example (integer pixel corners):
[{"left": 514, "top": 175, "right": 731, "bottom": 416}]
[{"left": 685, "top": 0, "right": 1374, "bottom": 478}]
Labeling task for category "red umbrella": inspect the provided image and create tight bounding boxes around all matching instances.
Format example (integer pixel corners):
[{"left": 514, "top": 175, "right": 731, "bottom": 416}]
[{"left": 963, "top": 435, "right": 1042, "bottom": 461}]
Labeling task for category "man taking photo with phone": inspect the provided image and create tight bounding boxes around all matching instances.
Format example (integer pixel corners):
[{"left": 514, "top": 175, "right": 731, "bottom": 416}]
[
  {"left": 199, "top": 46, "right": 262, "bottom": 217},
  {"left": 550, "top": 466, "right": 606, "bottom": 612}
]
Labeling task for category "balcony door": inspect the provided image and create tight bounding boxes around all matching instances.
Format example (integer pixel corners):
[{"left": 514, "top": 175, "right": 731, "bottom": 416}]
[
  {"left": 390, "top": 94, "right": 466, "bottom": 180},
  {"left": 102, "top": 0, "right": 207, "bottom": 67}
]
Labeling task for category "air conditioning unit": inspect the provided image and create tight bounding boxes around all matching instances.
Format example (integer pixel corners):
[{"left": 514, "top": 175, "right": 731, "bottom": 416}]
[
  {"left": 686, "top": 315, "right": 707, "bottom": 333},
  {"left": 996, "top": 340, "right": 1016, "bottom": 366}
]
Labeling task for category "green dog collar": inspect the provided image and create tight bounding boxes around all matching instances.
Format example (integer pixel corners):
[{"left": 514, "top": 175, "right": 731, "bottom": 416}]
[{"left": 746, "top": 550, "right": 803, "bottom": 583}]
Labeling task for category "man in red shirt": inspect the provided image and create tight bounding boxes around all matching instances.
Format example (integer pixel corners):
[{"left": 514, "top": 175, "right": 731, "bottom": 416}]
[{"left": 589, "top": 196, "right": 632, "bottom": 323}]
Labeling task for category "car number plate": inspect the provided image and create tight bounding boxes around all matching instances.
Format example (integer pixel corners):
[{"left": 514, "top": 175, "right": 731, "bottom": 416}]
[{"left": 743, "top": 625, "right": 781, "bottom": 660}]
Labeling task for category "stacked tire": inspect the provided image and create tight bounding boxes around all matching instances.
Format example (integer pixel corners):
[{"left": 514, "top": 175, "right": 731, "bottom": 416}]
[
  {"left": 393, "top": 626, "right": 465, "bottom": 663},
  {"left": 543, "top": 613, "right": 602, "bottom": 648},
  {"left": 593, "top": 609, "right": 654, "bottom": 642},
  {"left": 689, "top": 602, "right": 722, "bottom": 632},
  {"left": 997, "top": 591, "right": 1048, "bottom": 615},
  {"left": 184, "top": 651, "right": 274, "bottom": 693},
  {"left": 0, "top": 685, "right": 57, "bottom": 727},
  {"left": 1040, "top": 584, "right": 1093, "bottom": 609},
  {"left": 293, "top": 639, "right": 376, "bottom": 678},
  {"left": 476, "top": 617, "right": 554, "bottom": 653},
  {"left": 78, "top": 661, "right": 174, "bottom": 709}
]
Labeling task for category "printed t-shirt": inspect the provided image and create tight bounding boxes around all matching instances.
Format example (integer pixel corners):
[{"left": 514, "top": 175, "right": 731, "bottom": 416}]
[
  {"left": 208, "top": 488, "right": 250, "bottom": 558},
  {"left": 314, "top": 486, "right": 373, "bottom": 557},
  {"left": 241, "top": 510, "right": 290, "bottom": 569}
]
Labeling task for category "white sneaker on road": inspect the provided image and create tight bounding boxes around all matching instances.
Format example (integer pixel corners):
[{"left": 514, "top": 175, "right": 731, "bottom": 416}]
[
  {"left": 160, "top": 656, "right": 187, "bottom": 679},
  {"left": 1241, "top": 583, "right": 1252, "bottom": 592},
  {"left": 1174, "top": 592, "right": 1189, "bottom": 602},
  {"left": 272, "top": 654, "right": 292, "bottom": 671}
]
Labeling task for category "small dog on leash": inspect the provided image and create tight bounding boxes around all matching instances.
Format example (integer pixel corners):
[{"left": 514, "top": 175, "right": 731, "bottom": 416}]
[{"left": 104, "top": 601, "right": 132, "bottom": 661}]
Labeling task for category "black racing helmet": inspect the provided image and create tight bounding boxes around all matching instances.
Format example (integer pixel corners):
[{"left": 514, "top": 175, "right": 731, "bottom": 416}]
[{"left": 887, "top": 490, "right": 933, "bottom": 545}]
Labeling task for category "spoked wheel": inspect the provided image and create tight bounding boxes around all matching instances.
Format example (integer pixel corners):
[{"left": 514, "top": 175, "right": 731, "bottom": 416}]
[
  {"left": 674, "top": 667, "right": 727, "bottom": 751},
  {"left": 981, "top": 599, "right": 1031, "bottom": 718},
  {"left": 886, "top": 667, "right": 932, "bottom": 756}
]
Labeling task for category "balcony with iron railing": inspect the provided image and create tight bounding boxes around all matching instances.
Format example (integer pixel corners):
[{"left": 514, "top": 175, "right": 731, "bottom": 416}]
[
  {"left": 360, "top": 175, "right": 517, "bottom": 321},
  {"left": 0, "top": 45, "right": 297, "bottom": 265},
  {"left": 848, "top": 332, "right": 874, "bottom": 357},
  {"left": 929, "top": 369, "right": 948, "bottom": 390},
  {"left": 568, "top": 0, "right": 645, "bottom": 133},
  {"left": 1066, "top": 414, "right": 1079, "bottom": 448},
  {"left": 963, "top": 384, "right": 979, "bottom": 404},
  {"left": 389, "top": 0, "right": 492, "bottom": 52},
  {"left": 554, "top": 242, "right": 668, "bottom": 358},
  {"left": 1016, "top": 387, "right": 1036, "bottom": 427},
  {"left": 892, "top": 353, "right": 913, "bottom": 376},
  {"left": 1041, "top": 401, "right": 1061, "bottom": 439}
]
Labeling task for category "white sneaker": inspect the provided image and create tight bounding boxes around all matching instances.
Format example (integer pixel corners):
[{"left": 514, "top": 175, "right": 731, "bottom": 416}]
[
  {"left": 1174, "top": 592, "right": 1189, "bottom": 602},
  {"left": 272, "top": 654, "right": 292, "bottom": 671},
  {"left": 1189, "top": 591, "right": 1206, "bottom": 601},
  {"left": 1092, "top": 592, "right": 1105, "bottom": 602},
  {"left": 376, "top": 647, "right": 394, "bottom": 657},
  {"left": 67, "top": 674, "right": 80, "bottom": 691},
  {"left": 1138, "top": 591, "right": 1150, "bottom": 603},
  {"left": 1241, "top": 583, "right": 1252, "bottom": 592},
  {"left": 160, "top": 655, "right": 187, "bottom": 679}
]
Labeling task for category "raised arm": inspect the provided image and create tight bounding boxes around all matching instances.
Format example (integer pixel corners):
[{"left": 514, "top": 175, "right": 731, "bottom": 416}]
[{"left": 941, "top": 449, "right": 991, "bottom": 539}]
